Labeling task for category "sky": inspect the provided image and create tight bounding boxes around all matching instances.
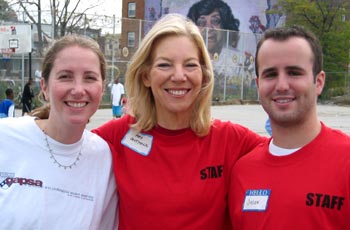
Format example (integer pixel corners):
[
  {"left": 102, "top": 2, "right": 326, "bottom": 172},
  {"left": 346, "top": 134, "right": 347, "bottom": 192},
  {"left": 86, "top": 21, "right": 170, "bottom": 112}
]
[
  {"left": 9, "top": 0, "right": 122, "bottom": 34},
  {"left": 65, "top": 0, "right": 122, "bottom": 33},
  {"left": 86, "top": 0, "right": 122, "bottom": 33},
  {"left": 89, "top": 0, "right": 122, "bottom": 18}
]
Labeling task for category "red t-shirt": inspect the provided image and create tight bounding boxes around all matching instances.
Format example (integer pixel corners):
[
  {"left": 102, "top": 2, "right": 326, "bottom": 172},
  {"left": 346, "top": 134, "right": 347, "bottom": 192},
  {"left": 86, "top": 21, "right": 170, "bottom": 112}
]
[
  {"left": 229, "top": 124, "right": 350, "bottom": 230},
  {"left": 93, "top": 115, "right": 265, "bottom": 229}
]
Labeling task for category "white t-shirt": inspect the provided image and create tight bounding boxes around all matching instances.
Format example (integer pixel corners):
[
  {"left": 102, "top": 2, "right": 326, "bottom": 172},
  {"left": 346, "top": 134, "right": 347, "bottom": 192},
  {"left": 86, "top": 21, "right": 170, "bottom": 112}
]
[
  {"left": 0, "top": 116, "right": 118, "bottom": 229},
  {"left": 111, "top": 83, "right": 125, "bottom": 106},
  {"left": 8, "top": 104, "right": 15, "bottom": 117}
]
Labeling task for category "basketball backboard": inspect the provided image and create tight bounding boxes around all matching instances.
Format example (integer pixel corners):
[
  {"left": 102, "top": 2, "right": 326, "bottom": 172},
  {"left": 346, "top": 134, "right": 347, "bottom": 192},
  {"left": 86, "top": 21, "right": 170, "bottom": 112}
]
[{"left": 0, "top": 24, "right": 32, "bottom": 54}]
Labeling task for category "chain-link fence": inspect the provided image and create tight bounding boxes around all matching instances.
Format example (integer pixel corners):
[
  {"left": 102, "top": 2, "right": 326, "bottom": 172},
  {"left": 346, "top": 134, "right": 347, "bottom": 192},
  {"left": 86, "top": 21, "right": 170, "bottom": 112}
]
[{"left": 1, "top": 16, "right": 349, "bottom": 108}]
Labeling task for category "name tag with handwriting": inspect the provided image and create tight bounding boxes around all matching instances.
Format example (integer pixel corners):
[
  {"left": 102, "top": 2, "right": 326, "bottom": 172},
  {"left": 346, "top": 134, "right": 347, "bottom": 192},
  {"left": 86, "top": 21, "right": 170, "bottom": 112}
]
[
  {"left": 243, "top": 189, "right": 271, "bottom": 211},
  {"left": 121, "top": 129, "right": 153, "bottom": 156}
]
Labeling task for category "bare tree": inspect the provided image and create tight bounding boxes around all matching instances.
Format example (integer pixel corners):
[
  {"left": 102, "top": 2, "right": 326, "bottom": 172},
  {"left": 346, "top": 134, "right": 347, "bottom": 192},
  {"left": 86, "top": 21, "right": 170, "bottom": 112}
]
[
  {"left": 16, "top": 0, "right": 43, "bottom": 55},
  {"left": 51, "top": 0, "right": 98, "bottom": 38},
  {"left": 12, "top": 0, "right": 99, "bottom": 55}
]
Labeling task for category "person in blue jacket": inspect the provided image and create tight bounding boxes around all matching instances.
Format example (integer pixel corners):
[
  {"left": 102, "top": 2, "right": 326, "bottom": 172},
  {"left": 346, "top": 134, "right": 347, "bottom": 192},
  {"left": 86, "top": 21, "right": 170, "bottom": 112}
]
[{"left": 0, "top": 88, "right": 15, "bottom": 118}]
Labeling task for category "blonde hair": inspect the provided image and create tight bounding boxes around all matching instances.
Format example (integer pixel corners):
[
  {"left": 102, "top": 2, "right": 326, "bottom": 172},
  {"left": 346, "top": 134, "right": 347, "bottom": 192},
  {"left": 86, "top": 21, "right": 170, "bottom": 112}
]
[{"left": 126, "top": 13, "right": 214, "bottom": 136}]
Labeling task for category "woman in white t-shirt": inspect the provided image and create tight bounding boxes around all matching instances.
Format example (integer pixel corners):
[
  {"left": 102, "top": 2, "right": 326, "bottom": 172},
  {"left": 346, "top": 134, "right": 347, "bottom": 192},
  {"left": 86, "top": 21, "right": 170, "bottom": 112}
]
[{"left": 0, "top": 35, "right": 118, "bottom": 229}]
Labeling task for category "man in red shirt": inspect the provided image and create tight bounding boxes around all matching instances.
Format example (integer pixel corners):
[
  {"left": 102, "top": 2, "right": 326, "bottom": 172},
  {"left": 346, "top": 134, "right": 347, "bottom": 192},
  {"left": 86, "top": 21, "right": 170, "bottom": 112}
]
[{"left": 229, "top": 26, "right": 350, "bottom": 229}]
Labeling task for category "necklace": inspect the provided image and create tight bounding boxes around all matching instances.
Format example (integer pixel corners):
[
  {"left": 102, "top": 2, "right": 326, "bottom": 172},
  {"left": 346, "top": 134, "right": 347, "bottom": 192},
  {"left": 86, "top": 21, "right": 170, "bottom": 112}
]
[{"left": 42, "top": 130, "right": 83, "bottom": 170}]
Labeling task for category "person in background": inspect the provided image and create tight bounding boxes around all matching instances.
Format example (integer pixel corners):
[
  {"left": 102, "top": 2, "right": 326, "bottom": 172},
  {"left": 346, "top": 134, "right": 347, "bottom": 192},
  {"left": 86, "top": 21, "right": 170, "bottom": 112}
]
[
  {"left": 0, "top": 88, "right": 15, "bottom": 118},
  {"left": 93, "top": 13, "right": 265, "bottom": 230},
  {"left": 0, "top": 35, "right": 118, "bottom": 229},
  {"left": 229, "top": 26, "right": 350, "bottom": 229},
  {"left": 111, "top": 76, "right": 125, "bottom": 118},
  {"left": 34, "top": 69, "right": 42, "bottom": 90},
  {"left": 265, "top": 117, "right": 272, "bottom": 136},
  {"left": 21, "top": 78, "right": 34, "bottom": 116}
]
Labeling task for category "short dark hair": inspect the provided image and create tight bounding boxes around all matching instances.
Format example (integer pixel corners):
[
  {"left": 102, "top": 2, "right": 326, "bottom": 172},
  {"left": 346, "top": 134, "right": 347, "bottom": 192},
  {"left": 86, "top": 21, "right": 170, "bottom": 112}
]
[
  {"left": 5, "top": 88, "right": 13, "bottom": 97},
  {"left": 255, "top": 25, "right": 323, "bottom": 79}
]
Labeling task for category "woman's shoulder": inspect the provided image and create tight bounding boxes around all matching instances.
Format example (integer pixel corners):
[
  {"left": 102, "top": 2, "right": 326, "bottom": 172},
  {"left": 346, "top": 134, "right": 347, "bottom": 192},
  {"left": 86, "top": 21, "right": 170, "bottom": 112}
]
[
  {"left": 211, "top": 119, "right": 248, "bottom": 131},
  {"left": 0, "top": 116, "right": 35, "bottom": 128},
  {"left": 97, "top": 114, "right": 134, "bottom": 129},
  {"left": 91, "top": 114, "right": 135, "bottom": 140},
  {"left": 0, "top": 116, "right": 39, "bottom": 142},
  {"left": 83, "top": 129, "right": 111, "bottom": 152},
  {"left": 210, "top": 118, "right": 263, "bottom": 139}
]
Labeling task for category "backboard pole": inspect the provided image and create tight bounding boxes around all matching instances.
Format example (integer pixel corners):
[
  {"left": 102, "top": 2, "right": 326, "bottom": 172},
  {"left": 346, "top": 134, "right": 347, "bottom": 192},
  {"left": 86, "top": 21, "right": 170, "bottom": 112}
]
[
  {"left": 29, "top": 52, "right": 32, "bottom": 79},
  {"left": 21, "top": 53, "right": 24, "bottom": 89}
]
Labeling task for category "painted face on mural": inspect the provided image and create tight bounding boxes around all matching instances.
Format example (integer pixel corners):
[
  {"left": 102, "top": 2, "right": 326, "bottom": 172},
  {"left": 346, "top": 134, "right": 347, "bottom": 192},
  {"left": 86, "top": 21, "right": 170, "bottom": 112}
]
[{"left": 196, "top": 10, "right": 224, "bottom": 56}]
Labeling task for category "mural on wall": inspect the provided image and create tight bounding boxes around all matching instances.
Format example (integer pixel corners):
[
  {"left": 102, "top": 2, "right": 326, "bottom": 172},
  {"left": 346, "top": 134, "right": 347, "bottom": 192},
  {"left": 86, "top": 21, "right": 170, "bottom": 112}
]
[{"left": 144, "top": 0, "right": 285, "bottom": 100}]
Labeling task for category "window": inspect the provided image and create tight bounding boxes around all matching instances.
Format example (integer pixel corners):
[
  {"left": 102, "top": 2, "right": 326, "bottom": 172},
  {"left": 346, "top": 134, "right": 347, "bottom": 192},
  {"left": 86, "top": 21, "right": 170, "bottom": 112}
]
[
  {"left": 128, "top": 2, "right": 136, "bottom": 18},
  {"left": 341, "top": 14, "right": 346, "bottom": 22},
  {"left": 127, "top": 32, "right": 135, "bottom": 47}
]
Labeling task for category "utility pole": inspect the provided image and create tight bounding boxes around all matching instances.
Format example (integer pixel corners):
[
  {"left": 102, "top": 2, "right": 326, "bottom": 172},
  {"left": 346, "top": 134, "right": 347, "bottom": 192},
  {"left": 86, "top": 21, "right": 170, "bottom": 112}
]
[
  {"left": 50, "top": 0, "right": 56, "bottom": 39},
  {"left": 111, "top": 14, "right": 115, "bottom": 82}
]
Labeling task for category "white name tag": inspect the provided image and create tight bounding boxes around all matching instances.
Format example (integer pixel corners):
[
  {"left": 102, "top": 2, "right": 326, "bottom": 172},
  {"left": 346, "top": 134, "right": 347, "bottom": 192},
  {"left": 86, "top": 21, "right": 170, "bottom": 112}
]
[
  {"left": 121, "top": 129, "right": 153, "bottom": 156},
  {"left": 243, "top": 189, "right": 271, "bottom": 211}
]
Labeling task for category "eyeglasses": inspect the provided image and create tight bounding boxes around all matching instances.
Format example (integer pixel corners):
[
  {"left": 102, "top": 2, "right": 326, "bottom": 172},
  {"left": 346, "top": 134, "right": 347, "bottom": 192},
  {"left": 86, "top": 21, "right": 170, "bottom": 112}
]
[{"left": 196, "top": 16, "right": 222, "bottom": 27}]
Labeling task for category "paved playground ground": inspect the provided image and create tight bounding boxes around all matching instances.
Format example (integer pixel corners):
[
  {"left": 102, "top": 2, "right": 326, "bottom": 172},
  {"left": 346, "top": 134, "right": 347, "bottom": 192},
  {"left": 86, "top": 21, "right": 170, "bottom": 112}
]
[
  {"left": 15, "top": 104, "right": 349, "bottom": 136},
  {"left": 86, "top": 104, "right": 350, "bottom": 136}
]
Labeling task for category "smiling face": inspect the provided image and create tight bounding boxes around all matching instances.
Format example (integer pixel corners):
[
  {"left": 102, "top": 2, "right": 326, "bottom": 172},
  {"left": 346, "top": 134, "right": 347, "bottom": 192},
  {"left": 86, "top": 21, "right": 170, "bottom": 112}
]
[
  {"left": 143, "top": 35, "right": 203, "bottom": 126},
  {"left": 41, "top": 45, "right": 104, "bottom": 127},
  {"left": 256, "top": 37, "right": 325, "bottom": 127}
]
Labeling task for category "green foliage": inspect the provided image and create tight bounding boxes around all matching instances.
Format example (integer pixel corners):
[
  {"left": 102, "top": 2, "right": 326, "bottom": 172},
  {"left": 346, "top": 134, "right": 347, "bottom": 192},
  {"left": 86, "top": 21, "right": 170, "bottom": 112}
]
[
  {"left": 322, "top": 86, "right": 346, "bottom": 99},
  {"left": 0, "top": 0, "right": 18, "bottom": 21},
  {"left": 278, "top": 0, "right": 350, "bottom": 92}
]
